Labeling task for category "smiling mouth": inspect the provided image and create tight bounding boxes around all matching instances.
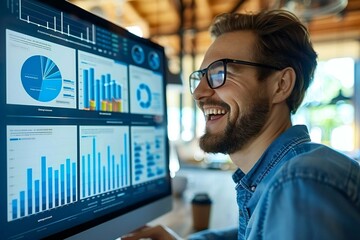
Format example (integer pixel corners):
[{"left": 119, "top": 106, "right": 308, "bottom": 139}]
[{"left": 204, "top": 108, "right": 226, "bottom": 121}]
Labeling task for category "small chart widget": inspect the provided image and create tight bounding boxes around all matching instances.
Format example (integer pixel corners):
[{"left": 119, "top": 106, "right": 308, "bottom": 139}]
[
  {"left": 131, "top": 126, "right": 167, "bottom": 185},
  {"left": 6, "top": 30, "right": 76, "bottom": 108},
  {"left": 18, "top": 0, "right": 96, "bottom": 44},
  {"left": 129, "top": 65, "right": 164, "bottom": 115},
  {"left": 148, "top": 51, "right": 160, "bottom": 70},
  {"left": 131, "top": 45, "right": 145, "bottom": 64},
  {"left": 137, "top": 83, "right": 152, "bottom": 109},
  {"left": 78, "top": 51, "right": 129, "bottom": 112},
  {"left": 7, "top": 125, "right": 78, "bottom": 221},
  {"left": 79, "top": 126, "right": 130, "bottom": 199}
]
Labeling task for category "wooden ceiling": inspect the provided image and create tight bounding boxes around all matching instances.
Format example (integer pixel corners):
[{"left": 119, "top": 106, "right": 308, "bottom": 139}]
[{"left": 69, "top": 0, "right": 360, "bottom": 58}]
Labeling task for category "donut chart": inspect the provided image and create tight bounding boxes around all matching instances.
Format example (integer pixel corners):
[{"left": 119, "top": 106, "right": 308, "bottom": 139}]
[
  {"left": 148, "top": 51, "right": 160, "bottom": 70},
  {"left": 136, "top": 83, "right": 152, "bottom": 109},
  {"left": 131, "top": 45, "right": 145, "bottom": 64},
  {"left": 21, "top": 55, "right": 62, "bottom": 102}
]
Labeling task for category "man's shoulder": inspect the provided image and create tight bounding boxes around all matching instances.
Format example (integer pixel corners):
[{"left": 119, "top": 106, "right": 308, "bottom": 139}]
[
  {"left": 285, "top": 142, "right": 359, "bottom": 177},
  {"left": 250, "top": 144, "right": 360, "bottom": 240},
  {"left": 269, "top": 143, "right": 360, "bottom": 201}
]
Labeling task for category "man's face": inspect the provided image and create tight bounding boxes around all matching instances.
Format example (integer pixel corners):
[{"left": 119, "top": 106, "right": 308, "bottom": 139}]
[{"left": 192, "top": 31, "right": 271, "bottom": 154}]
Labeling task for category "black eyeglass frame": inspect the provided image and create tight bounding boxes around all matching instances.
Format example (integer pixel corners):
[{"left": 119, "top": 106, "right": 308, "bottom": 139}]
[{"left": 189, "top": 58, "right": 282, "bottom": 94}]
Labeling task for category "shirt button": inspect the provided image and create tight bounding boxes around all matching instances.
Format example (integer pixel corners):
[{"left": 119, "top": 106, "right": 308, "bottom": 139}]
[{"left": 250, "top": 186, "right": 256, "bottom": 191}]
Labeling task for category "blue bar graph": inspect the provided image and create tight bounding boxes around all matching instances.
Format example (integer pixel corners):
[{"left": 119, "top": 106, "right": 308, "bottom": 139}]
[
  {"left": 9, "top": 156, "right": 77, "bottom": 220},
  {"left": 78, "top": 51, "right": 128, "bottom": 113},
  {"left": 80, "top": 126, "right": 130, "bottom": 199},
  {"left": 7, "top": 125, "right": 78, "bottom": 221},
  {"left": 82, "top": 68, "right": 123, "bottom": 112}
]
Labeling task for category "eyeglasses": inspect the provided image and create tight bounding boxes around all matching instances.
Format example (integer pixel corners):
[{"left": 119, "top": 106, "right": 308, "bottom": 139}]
[{"left": 189, "top": 58, "right": 282, "bottom": 94}]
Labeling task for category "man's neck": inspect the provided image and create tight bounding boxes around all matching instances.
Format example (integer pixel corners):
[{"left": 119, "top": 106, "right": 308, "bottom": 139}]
[{"left": 229, "top": 111, "right": 292, "bottom": 174}]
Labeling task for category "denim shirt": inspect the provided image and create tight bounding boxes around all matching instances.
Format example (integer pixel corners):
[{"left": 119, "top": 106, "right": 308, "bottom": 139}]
[{"left": 188, "top": 125, "right": 360, "bottom": 240}]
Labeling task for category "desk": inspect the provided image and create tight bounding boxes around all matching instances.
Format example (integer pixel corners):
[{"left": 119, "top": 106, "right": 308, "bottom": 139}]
[{"left": 149, "top": 167, "right": 238, "bottom": 238}]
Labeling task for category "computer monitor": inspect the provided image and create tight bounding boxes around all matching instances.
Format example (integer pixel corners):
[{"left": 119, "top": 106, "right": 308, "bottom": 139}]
[{"left": 0, "top": 0, "right": 172, "bottom": 239}]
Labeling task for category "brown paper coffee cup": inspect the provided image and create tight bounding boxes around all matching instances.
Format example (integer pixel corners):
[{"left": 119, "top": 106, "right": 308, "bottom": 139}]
[{"left": 191, "top": 193, "right": 212, "bottom": 231}]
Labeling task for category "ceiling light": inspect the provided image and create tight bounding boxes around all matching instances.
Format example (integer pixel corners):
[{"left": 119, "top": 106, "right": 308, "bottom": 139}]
[{"left": 126, "top": 26, "right": 144, "bottom": 37}]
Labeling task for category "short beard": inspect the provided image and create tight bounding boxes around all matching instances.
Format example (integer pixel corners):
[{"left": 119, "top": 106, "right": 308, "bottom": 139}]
[{"left": 199, "top": 95, "right": 269, "bottom": 154}]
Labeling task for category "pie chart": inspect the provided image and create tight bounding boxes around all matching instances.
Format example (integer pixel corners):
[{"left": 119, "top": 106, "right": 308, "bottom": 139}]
[{"left": 21, "top": 55, "right": 62, "bottom": 102}]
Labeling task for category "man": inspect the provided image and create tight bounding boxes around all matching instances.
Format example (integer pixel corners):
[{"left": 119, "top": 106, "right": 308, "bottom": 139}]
[{"left": 123, "top": 9, "right": 360, "bottom": 240}]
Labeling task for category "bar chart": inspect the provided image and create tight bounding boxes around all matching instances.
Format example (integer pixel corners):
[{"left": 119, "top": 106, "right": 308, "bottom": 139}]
[
  {"left": 7, "top": 125, "right": 78, "bottom": 221},
  {"left": 18, "top": 0, "right": 96, "bottom": 44},
  {"left": 80, "top": 126, "right": 130, "bottom": 199},
  {"left": 78, "top": 51, "right": 128, "bottom": 112},
  {"left": 131, "top": 126, "right": 166, "bottom": 185},
  {"left": 82, "top": 68, "right": 122, "bottom": 111}
]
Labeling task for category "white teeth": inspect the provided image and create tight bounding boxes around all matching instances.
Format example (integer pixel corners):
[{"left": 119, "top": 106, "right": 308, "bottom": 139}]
[{"left": 204, "top": 108, "right": 226, "bottom": 116}]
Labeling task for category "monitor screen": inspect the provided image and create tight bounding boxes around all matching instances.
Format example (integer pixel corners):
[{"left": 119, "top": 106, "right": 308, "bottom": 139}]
[{"left": 0, "top": 0, "right": 172, "bottom": 239}]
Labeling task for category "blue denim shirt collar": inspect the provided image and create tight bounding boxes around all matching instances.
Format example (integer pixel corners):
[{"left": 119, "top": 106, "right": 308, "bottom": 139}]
[
  {"left": 232, "top": 125, "right": 312, "bottom": 239},
  {"left": 232, "top": 125, "right": 311, "bottom": 191}
]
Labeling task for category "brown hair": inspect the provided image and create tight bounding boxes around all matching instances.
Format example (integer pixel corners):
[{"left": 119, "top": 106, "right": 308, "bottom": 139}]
[{"left": 209, "top": 10, "right": 317, "bottom": 114}]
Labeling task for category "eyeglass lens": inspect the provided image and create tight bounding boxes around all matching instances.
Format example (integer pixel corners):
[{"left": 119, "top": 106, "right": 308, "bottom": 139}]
[
  {"left": 190, "top": 60, "right": 226, "bottom": 93},
  {"left": 190, "top": 71, "right": 202, "bottom": 93},
  {"left": 208, "top": 60, "right": 225, "bottom": 89}
]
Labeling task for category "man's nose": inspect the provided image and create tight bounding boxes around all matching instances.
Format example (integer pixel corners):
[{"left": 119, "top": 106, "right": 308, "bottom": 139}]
[{"left": 192, "top": 77, "right": 214, "bottom": 100}]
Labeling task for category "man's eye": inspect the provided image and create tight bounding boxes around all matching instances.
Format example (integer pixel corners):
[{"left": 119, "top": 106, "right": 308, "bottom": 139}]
[{"left": 211, "top": 71, "right": 224, "bottom": 80}]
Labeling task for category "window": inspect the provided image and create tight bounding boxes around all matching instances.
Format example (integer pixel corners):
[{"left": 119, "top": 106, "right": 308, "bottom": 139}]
[{"left": 293, "top": 57, "right": 355, "bottom": 152}]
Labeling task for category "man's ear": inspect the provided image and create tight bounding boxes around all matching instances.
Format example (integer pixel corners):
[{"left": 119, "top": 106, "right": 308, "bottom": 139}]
[{"left": 272, "top": 67, "right": 296, "bottom": 104}]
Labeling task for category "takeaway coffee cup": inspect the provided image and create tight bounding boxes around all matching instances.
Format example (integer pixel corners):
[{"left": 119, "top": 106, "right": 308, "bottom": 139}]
[{"left": 191, "top": 193, "right": 212, "bottom": 231}]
